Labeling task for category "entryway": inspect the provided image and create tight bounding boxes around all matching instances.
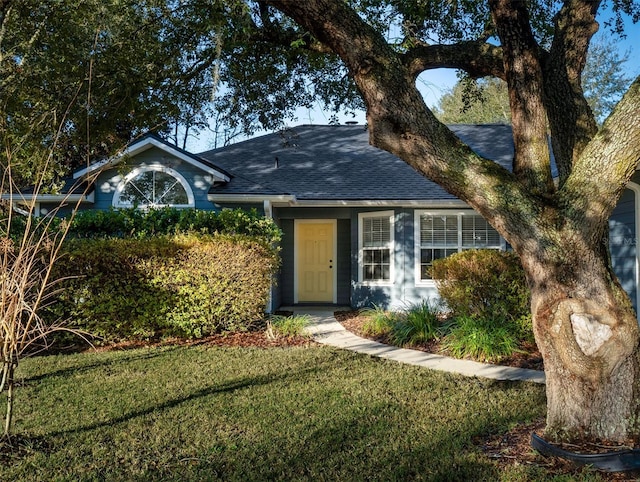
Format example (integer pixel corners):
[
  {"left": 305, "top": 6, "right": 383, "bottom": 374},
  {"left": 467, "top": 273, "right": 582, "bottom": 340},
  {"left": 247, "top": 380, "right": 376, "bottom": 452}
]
[{"left": 294, "top": 220, "right": 337, "bottom": 303}]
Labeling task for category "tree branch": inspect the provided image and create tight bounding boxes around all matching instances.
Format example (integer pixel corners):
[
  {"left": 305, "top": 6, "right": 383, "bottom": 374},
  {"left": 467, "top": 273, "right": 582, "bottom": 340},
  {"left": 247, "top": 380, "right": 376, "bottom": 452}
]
[
  {"left": 402, "top": 42, "right": 505, "bottom": 80},
  {"left": 250, "top": 4, "right": 333, "bottom": 54},
  {"left": 543, "top": 0, "right": 600, "bottom": 186},
  {"left": 488, "top": 0, "right": 553, "bottom": 198},
  {"left": 560, "top": 75, "right": 640, "bottom": 239},
  {"left": 264, "top": 0, "right": 549, "bottom": 250}
]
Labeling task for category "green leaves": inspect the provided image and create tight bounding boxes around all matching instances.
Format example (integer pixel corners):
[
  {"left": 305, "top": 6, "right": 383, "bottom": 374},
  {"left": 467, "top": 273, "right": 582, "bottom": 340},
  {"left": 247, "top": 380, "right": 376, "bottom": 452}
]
[
  {"left": 66, "top": 207, "right": 282, "bottom": 245},
  {"left": 49, "top": 234, "right": 279, "bottom": 341}
]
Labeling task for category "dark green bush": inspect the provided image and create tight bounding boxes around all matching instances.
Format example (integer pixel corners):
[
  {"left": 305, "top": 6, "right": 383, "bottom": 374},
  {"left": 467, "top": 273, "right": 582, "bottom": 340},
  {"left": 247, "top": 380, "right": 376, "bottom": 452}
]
[
  {"left": 67, "top": 207, "right": 281, "bottom": 244},
  {"left": 391, "top": 300, "right": 442, "bottom": 346},
  {"left": 48, "top": 234, "right": 279, "bottom": 341},
  {"left": 430, "top": 249, "right": 533, "bottom": 342}
]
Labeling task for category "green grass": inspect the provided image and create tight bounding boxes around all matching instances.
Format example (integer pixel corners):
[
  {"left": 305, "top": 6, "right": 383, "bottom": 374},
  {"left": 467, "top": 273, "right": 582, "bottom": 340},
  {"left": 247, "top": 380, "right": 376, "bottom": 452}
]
[
  {"left": 0, "top": 345, "right": 600, "bottom": 481},
  {"left": 442, "top": 316, "right": 522, "bottom": 362},
  {"left": 391, "top": 300, "right": 443, "bottom": 347},
  {"left": 268, "top": 313, "right": 311, "bottom": 337}
]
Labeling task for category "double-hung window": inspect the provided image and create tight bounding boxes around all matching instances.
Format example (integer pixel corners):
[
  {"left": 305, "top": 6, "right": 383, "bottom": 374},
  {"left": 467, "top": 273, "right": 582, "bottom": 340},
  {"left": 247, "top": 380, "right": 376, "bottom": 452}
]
[
  {"left": 359, "top": 211, "right": 394, "bottom": 283},
  {"left": 415, "top": 211, "right": 502, "bottom": 283}
]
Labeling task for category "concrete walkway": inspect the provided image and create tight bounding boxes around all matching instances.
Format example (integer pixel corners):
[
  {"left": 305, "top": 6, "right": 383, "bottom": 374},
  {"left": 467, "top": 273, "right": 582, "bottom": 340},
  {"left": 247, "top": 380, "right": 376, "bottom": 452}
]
[{"left": 288, "top": 306, "right": 545, "bottom": 384}]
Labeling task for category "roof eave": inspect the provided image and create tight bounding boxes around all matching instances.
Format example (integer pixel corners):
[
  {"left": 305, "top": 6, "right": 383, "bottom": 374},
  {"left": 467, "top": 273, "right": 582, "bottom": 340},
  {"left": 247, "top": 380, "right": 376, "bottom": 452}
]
[
  {"left": 2, "top": 191, "right": 95, "bottom": 204},
  {"left": 208, "top": 194, "right": 468, "bottom": 209}
]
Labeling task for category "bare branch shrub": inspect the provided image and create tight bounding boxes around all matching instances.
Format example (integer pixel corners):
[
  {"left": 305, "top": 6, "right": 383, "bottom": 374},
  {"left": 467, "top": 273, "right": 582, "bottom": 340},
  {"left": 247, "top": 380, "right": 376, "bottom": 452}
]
[{"left": 0, "top": 144, "right": 90, "bottom": 440}]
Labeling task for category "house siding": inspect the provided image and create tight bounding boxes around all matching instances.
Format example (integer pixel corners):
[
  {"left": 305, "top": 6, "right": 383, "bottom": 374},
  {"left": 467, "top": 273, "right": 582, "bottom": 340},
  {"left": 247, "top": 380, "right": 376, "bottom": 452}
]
[
  {"left": 610, "top": 185, "right": 638, "bottom": 313},
  {"left": 336, "top": 219, "right": 351, "bottom": 305},
  {"left": 279, "top": 219, "right": 295, "bottom": 306},
  {"left": 350, "top": 208, "right": 439, "bottom": 310},
  {"left": 275, "top": 207, "right": 351, "bottom": 306}
]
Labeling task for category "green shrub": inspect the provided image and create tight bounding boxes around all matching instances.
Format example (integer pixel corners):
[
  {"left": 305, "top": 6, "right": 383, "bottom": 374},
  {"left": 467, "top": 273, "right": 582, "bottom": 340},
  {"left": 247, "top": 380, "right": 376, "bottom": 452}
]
[
  {"left": 269, "top": 314, "right": 311, "bottom": 337},
  {"left": 67, "top": 207, "right": 281, "bottom": 244},
  {"left": 391, "top": 300, "right": 442, "bottom": 346},
  {"left": 360, "top": 305, "right": 398, "bottom": 337},
  {"left": 441, "top": 315, "right": 521, "bottom": 362},
  {"left": 430, "top": 249, "right": 531, "bottom": 330},
  {"left": 48, "top": 234, "right": 279, "bottom": 341}
]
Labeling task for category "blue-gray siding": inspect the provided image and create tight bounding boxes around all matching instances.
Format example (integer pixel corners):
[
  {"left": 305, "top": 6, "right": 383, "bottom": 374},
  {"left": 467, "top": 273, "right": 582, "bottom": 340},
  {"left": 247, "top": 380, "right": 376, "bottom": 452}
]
[
  {"left": 278, "top": 219, "right": 295, "bottom": 306},
  {"left": 349, "top": 208, "right": 438, "bottom": 309},
  {"left": 274, "top": 206, "right": 439, "bottom": 309},
  {"left": 275, "top": 209, "right": 351, "bottom": 306},
  {"left": 610, "top": 187, "right": 638, "bottom": 312}
]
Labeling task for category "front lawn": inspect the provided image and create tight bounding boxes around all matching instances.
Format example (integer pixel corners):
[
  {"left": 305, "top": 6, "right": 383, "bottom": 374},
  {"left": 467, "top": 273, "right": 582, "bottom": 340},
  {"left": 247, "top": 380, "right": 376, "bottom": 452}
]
[{"left": 0, "top": 344, "right": 601, "bottom": 481}]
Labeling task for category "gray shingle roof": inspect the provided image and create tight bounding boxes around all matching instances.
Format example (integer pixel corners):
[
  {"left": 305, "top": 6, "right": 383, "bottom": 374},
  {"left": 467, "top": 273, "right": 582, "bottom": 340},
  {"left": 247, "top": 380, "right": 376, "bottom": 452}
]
[{"left": 199, "top": 124, "right": 516, "bottom": 201}]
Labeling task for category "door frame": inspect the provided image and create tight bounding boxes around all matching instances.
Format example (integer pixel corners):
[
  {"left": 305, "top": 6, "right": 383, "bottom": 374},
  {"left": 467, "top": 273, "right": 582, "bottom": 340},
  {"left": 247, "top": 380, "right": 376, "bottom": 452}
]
[{"left": 293, "top": 219, "right": 338, "bottom": 304}]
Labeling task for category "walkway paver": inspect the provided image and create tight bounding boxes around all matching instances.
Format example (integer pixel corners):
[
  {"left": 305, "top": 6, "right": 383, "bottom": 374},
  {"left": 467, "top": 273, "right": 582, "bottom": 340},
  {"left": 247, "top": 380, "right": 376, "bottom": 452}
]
[{"left": 288, "top": 306, "right": 545, "bottom": 384}]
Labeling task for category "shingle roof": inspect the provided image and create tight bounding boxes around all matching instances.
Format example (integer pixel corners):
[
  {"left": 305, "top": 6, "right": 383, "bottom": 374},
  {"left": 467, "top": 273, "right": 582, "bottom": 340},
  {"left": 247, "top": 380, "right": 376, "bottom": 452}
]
[{"left": 199, "top": 124, "right": 516, "bottom": 201}]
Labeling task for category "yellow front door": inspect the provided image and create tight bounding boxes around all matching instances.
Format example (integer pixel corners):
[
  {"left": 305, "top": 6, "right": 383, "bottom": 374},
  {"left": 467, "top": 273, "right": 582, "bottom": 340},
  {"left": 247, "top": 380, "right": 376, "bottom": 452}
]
[{"left": 296, "top": 222, "right": 335, "bottom": 303}]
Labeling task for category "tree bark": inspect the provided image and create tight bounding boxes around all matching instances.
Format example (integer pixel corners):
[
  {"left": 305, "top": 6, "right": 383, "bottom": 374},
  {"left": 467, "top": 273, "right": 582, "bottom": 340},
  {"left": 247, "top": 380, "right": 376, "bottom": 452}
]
[{"left": 519, "top": 236, "right": 640, "bottom": 442}]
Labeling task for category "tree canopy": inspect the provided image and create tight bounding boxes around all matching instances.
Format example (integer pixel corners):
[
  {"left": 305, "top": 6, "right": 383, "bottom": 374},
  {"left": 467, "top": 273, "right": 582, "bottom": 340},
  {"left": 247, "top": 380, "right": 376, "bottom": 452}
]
[{"left": 0, "top": 0, "right": 234, "bottom": 185}]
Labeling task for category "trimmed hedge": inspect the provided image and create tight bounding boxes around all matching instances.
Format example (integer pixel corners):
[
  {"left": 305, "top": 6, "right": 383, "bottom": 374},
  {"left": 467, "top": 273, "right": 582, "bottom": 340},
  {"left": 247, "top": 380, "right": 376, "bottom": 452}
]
[
  {"left": 67, "top": 207, "right": 282, "bottom": 244},
  {"left": 48, "top": 234, "right": 279, "bottom": 341}
]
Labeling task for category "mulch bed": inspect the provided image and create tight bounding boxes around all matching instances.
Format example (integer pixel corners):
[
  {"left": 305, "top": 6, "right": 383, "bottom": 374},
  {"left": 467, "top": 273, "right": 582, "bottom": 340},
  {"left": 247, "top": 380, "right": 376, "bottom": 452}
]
[
  {"left": 335, "top": 309, "right": 544, "bottom": 371},
  {"left": 82, "top": 332, "right": 315, "bottom": 353},
  {"left": 477, "top": 419, "right": 640, "bottom": 480}
]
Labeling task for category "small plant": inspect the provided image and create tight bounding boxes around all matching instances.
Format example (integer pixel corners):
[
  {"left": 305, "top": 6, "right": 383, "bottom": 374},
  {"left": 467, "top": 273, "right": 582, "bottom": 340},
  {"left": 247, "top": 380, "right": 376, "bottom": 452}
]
[
  {"left": 441, "top": 316, "right": 521, "bottom": 362},
  {"left": 360, "top": 305, "right": 398, "bottom": 337},
  {"left": 267, "top": 314, "right": 311, "bottom": 338},
  {"left": 391, "top": 300, "right": 442, "bottom": 347}
]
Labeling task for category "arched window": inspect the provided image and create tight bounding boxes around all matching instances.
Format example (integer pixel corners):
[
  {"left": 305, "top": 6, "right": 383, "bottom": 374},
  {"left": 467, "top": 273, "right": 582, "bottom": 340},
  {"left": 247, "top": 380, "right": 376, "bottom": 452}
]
[{"left": 113, "top": 166, "right": 195, "bottom": 208}]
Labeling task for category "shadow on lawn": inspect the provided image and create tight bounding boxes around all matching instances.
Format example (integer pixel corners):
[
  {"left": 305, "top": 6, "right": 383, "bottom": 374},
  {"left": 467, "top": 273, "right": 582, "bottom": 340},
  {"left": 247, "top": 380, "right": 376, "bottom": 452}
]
[
  {"left": 45, "top": 362, "right": 328, "bottom": 439},
  {"left": 21, "top": 346, "right": 181, "bottom": 385}
]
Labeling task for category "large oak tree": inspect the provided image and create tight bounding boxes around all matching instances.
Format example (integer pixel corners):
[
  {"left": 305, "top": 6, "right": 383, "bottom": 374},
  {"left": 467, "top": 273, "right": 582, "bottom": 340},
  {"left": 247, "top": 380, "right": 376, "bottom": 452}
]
[{"left": 245, "top": 0, "right": 640, "bottom": 445}]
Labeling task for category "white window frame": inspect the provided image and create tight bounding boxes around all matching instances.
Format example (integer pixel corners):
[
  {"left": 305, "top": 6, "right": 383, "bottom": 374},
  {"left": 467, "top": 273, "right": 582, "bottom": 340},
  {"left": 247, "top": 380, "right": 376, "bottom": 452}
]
[
  {"left": 358, "top": 210, "right": 395, "bottom": 285},
  {"left": 113, "top": 165, "right": 195, "bottom": 209},
  {"left": 414, "top": 210, "right": 505, "bottom": 286}
]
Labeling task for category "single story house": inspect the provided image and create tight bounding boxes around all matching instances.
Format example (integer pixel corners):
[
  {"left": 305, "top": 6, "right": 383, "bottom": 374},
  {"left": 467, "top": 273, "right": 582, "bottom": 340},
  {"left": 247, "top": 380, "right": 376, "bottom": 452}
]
[{"left": 9, "top": 124, "right": 640, "bottom": 316}]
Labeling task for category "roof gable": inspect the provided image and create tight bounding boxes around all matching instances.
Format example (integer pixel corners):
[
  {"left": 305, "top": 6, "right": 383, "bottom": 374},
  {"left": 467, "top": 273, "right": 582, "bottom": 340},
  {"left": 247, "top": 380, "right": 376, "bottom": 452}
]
[{"left": 73, "top": 133, "right": 231, "bottom": 182}]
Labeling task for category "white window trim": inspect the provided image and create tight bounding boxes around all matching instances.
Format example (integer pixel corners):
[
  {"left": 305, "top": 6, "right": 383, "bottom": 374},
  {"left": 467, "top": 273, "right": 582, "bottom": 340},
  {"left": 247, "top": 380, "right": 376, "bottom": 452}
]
[
  {"left": 358, "top": 210, "right": 395, "bottom": 286},
  {"left": 113, "top": 165, "right": 195, "bottom": 209},
  {"left": 414, "top": 210, "right": 506, "bottom": 287}
]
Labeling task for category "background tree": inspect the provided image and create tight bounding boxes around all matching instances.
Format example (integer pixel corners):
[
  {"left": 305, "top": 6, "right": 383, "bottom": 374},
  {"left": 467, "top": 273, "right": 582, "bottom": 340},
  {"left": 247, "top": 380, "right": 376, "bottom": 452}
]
[
  {"left": 434, "top": 32, "right": 632, "bottom": 125},
  {"left": 434, "top": 77, "right": 511, "bottom": 124},
  {"left": 0, "top": 0, "right": 235, "bottom": 186},
  {"left": 582, "top": 33, "right": 633, "bottom": 123}
]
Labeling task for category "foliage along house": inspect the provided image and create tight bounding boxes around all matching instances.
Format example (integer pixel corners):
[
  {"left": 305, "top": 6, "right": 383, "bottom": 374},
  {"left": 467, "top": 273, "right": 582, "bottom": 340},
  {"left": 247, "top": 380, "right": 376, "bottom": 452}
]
[{"left": 10, "top": 124, "right": 640, "bottom": 316}]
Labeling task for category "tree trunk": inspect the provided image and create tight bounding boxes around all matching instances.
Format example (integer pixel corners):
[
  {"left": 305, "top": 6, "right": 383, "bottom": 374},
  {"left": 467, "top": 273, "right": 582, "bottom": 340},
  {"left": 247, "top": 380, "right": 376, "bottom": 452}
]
[{"left": 521, "top": 241, "right": 640, "bottom": 443}]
